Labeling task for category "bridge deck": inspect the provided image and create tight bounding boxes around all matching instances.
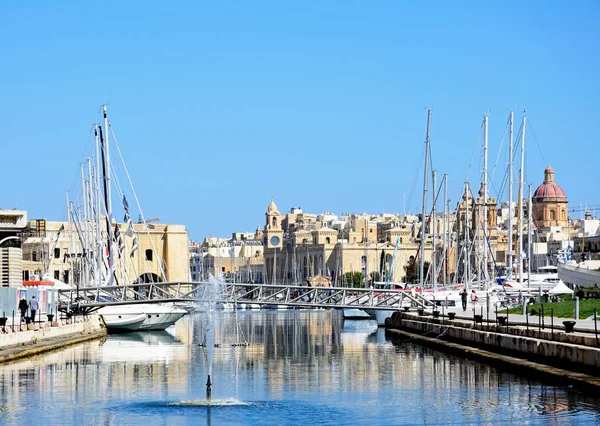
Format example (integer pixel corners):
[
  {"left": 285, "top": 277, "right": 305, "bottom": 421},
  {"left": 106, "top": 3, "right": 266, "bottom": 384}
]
[{"left": 57, "top": 282, "right": 434, "bottom": 313}]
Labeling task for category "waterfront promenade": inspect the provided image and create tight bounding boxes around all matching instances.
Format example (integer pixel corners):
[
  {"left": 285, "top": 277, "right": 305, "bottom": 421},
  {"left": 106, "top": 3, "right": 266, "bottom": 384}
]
[
  {"left": 0, "top": 314, "right": 106, "bottom": 364},
  {"left": 387, "top": 306, "right": 600, "bottom": 392}
]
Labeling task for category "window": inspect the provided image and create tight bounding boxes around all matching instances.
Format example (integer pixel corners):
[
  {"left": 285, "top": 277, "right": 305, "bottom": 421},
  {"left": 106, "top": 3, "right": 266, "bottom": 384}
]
[
  {"left": 272, "top": 217, "right": 277, "bottom": 227},
  {"left": 361, "top": 256, "right": 367, "bottom": 264},
  {"left": 550, "top": 210, "right": 555, "bottom": 220},
  {"left": 54, "top": 248, "right": 60, "bottom": 259},
  {"left": 32, "top": 251, "right": 37, "bottom": 262},
  {"left": 325, "top": 237, "right": 331, "bottom": 244},
  {"left": 64, "top": 270, "right": 69, "bottom": 284},
  {"left": 54, "top": 270, "right": 60, "bottom": 280},
  {"left": 222, "top": 267, "right": 226, "bottom": 272},
  {"left": 23, "top": 270, "right": 29, "bottom": 281},
  {"left": 145, "top": 249, "right": 153, "bottom": 261}
]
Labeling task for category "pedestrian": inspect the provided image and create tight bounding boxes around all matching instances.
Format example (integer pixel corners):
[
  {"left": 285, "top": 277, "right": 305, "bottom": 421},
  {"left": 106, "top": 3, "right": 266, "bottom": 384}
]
[
  {"left": 470, "top": 289, "right": 478, "bottom": 304},
  {"left": 517, "top": 290, "right": 523, "bottom": 305},
  {"left": 460, "top": 288, "right": 468, "bottom": 311},
  {"left": 18, "top": 297, "right": 28, "bottom": 322},
  {"left": 29, "top": 296, "right": 39, "bottom": 323}
]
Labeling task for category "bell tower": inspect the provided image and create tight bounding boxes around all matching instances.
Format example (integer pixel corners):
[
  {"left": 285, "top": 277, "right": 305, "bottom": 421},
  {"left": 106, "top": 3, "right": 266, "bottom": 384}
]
[{"left": 264, "top": 198, "right": 283, "bottom": 249}]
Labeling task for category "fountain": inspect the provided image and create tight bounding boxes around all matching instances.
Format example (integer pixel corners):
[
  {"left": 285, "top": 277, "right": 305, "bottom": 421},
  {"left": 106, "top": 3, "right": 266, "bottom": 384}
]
[{"left": 199, "top": 274, "right": 226, "bottom": 402}]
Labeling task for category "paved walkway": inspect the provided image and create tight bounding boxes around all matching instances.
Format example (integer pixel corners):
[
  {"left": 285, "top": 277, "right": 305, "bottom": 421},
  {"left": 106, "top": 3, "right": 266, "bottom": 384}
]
[{"left": 435, "top": 303, "right": 600, "bottom": 333}]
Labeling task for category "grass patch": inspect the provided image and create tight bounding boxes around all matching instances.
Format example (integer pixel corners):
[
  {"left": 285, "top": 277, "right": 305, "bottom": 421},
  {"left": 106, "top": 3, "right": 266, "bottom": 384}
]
[{"left": 507, "top": 297, "right": 600, "bottom": 319}]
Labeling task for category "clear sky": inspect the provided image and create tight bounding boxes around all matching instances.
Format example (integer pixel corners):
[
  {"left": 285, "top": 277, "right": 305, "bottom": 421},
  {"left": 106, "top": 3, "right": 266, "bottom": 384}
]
[{"left": 1, "top": 1, "right": 598, "bottom": 240}]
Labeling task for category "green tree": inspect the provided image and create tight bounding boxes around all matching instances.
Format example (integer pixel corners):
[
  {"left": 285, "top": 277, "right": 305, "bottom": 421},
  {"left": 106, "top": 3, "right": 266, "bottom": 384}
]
[
  {"left": 344, "top": 272, "right": 364, "bottom": 288},
  {"left": 404, "top": 259, "right": 430, "bottom": 284}
]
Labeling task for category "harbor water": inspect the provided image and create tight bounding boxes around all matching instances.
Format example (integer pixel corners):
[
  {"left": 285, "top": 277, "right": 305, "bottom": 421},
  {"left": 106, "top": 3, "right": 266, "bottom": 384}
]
[{"left": 1, "top": 310, "right": 599, "bottom": 425}]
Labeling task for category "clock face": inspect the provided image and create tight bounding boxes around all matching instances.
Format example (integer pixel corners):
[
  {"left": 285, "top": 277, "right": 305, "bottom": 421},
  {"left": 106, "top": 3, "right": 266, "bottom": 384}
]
[{"left": 270, "top": 236, "right": 280, "bottom": 246}]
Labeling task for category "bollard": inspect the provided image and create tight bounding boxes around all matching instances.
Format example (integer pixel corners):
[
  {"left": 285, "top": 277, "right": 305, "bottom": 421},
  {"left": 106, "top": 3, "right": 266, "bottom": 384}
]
[
  {"left": 522, "top": 296, "right": 527, "bottom": 315},
  {"left": 595, "top": 309, "right": 598, "bottom": 347},
  {"left": 541, "top": 304, "right": 545, "bottom": 330},
  {"left": 575, "top": 297, "right": 579, "bottom": 320},
  {"left": 506, "top": 307, "right": 509, "bottom": 332},
  {"left": 551, "top": 308, "right": 554, "bottom": 340},
  {"left": 12, "top": 311, "right": 14, "bottom": 333},
  {"left": 526, "top": 305, "right": 529, "bottom": 331},
  {"left": 495, "top": 306, "right": 498, "bottom": 326}
]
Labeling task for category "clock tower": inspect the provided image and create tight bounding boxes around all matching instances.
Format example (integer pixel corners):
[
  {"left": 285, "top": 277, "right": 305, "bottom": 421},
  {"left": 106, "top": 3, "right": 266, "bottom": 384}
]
[{"left": 265, "top": 198, "right": 283, "bottom": 249}]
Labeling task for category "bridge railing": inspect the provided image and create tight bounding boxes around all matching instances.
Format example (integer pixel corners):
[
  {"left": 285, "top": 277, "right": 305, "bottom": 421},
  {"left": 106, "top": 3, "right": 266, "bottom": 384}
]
[{"left": 57, "top": 282, "right": 434, "bottom": 311}]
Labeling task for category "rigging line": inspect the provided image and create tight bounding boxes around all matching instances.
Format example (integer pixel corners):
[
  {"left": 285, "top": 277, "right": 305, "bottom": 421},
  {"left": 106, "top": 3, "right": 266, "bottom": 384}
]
[
  {"left": 110, "top": 125, "right": 167, "bottom": 282},
  {"left": 526, "top": 119, "right": 549, "bottom": 166},
  {"left": 462, "top": 122, "right": 484, "bottom": 185},
  {"left": 489, "top": 118, "right": 510, "bottom": 184},
  {"left": 406, "top": 144, "right": 425, "bottom": 214}
]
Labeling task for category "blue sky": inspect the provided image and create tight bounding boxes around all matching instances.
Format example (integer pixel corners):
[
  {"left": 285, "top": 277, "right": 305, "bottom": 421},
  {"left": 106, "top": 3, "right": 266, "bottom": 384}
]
[{"left": 1, "top": 1, "right": 598, "bottom": 240}]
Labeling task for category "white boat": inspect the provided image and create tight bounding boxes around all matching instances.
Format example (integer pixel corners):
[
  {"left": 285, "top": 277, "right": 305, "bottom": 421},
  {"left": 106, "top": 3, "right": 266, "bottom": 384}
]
[
  {"left": 101, "top": 312, "right": 146, "bottom": 332},
  {"left": 342, "top": 308, "right": 372, "bottom": 319},
  {"left": 99, "top": 304, "right": 187, "bottom": 331},
  {"left": 558, "top": 260, "right": 600, "bottom": 288}
]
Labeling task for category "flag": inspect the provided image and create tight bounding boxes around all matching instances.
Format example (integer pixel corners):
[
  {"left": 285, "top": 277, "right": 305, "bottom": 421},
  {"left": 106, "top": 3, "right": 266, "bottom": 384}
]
[
  {"left": 114, "top": 224, "right": 125, "bottom": 258},
  {"left": 123, "top": 195, "right": 135, "bottom": 237},
  {"left": 55, "top": 224, "right": 65, "bottom": 242},
  {"left": 130, "top": 235, "right": 139, "bottom": 258},
  {"left": 122, "top": 194, "right": 130, "bottom": 215}
]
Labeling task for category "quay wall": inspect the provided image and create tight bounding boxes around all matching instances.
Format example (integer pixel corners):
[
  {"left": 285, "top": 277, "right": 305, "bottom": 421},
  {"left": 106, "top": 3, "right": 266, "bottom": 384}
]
[
  {"left": 388, "top": 313, "right": 600, "bottom": 372},
  {"left": 0, "top": 315, "right": 106, "bottom": 364}
]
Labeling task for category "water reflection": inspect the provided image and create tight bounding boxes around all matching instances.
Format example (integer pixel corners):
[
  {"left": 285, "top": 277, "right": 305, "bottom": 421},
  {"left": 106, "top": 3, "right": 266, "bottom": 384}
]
[{"left": 0, "top": 310, "right": 598, "bottom": 425}]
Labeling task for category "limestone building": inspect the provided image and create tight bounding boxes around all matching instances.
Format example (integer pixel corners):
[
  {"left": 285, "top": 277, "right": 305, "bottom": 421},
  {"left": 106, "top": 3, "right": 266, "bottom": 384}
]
[
  {"left": 20, "top": 217, "right": 190, "bottom": 286},
  {"left": 261, "top": 199, "right": 437, "bottom": 286}
]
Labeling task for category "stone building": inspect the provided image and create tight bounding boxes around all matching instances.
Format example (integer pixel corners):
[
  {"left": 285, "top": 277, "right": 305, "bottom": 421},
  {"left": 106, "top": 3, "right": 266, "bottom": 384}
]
[
  {"left": 20, "top": 218, "right": 190, "bottom": 286},
  {"left": 532, "top": 166, "right": 568, "bottom": 230},
  {"left": 0, "top": 209, "right": 27, "bottom": 287},
  {"left": 261, "top": 199, "right": 436, "bottom": 286}
]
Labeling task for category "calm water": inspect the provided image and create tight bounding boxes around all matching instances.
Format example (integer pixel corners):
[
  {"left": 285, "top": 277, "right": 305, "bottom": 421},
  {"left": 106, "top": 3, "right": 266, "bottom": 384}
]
[{"left": 0, "top": 310, "right": 599, "bottom": 425}]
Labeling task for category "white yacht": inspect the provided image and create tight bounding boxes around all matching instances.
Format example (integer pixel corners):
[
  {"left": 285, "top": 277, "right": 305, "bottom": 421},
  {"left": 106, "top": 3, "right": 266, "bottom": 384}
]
[{"left": 99, "top": 304, "right": 187, "bottom": 331}]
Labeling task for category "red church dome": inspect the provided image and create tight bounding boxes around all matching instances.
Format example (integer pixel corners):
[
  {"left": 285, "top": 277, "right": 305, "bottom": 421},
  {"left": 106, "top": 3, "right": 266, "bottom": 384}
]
[{"left": 533, "top": 166, "right": 567, "bottom": 200}]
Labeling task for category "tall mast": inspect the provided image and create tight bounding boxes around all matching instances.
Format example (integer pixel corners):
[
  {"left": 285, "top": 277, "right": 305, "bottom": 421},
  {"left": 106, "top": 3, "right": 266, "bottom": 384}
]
[
  {"left": 102, "top": 105, "right": 114, "bottom": 284},
  {"left": 94, "top": 124, "right": 102, "bottom": 287},
  {"left": 419, "top": 109, "right": 432, "bottom": 294},
  {"left": 86, "top": 158, "right": 93, "bottom": 286},
  {"left": 443, "top": 173, "right": 448, "bottom": 286},
  {"left": 508, "top": 111, "right": 514, "bottom": 279},
  {"left": 464, "top": 182, "right": 470, "bottom": 286},
  {"left": 432, "top": 169, "right": 437, "bottom": 292},
  {"left": 518, "top": 113, "right": 526, "bottom": 286},
  {"left": 80, "top": 163, "right": 89, "bottom": 286},
  {"left": 483, "top": 114, "right": 488, "bottom": 282},
  {"left": 528, "top": 184, "right": 533, "bottom": 277}
]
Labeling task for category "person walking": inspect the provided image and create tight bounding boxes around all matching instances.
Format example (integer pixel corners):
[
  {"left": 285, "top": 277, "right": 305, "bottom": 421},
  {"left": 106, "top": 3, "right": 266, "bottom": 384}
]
[
  {"left": 460, "top": 288, "right": 468, "bottom": 311},
  {"left": 470, "top": 290, "right": 478, "bottom": 305},
  {"left": 18, "top": 297, "right": 28, "bottom": 322},
  {"left": 29, "top": 296, "right": 39, "bottom": 323}
]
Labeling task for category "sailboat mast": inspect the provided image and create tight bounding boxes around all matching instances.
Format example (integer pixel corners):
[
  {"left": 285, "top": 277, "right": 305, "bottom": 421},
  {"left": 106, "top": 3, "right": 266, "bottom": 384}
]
[
  {"left": 102, "top": 105, "right": 114, "bottom": 284},
  {"left": 86, "top": 159, "right": 93, "bottom": 286},
  {"left": 483, "top": 114, "right": 488, "bottom": 281},
  {"left": 419, "top": 109, "right": 432, "bottom": 294},
  {"left": 432, "top": 169, "right": 437, "bottom": 292},
  {"left": 518, "top": 113, "right": 526, "bottom": 286},
  {"left": 443, "top": 174, "right": 448, "bottom": 286},
  {"left": 528, "top": 184, "right": 533, "bottom": 277},
  {"left": 508, "top": 111, "right": 514, "bottom": 279},
  {"left": 80, "top": 163, "right": 90, "bottom": 286},
  {"left": 94, "top": 125, "right": 103, "bottom": 287}
]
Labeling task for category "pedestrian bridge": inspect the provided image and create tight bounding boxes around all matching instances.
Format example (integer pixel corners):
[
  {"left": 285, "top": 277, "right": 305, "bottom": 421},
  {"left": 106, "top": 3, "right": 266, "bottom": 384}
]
[{"left": 57, "top": 282, "right": 434, "bottom": 315}]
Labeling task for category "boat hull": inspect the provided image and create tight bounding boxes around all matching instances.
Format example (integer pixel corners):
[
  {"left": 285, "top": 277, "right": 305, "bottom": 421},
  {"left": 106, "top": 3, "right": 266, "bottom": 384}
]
[{"left": 102, "top": 313, "right": 146, "bottom": 333}]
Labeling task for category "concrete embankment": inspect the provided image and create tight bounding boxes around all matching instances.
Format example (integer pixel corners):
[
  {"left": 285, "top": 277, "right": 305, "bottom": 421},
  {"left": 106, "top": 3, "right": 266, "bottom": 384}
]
[
  {"left": 387, "top": 312, "right": 600, "bottom": 392},
  {"left": 0, "top": 315, "right": 106, "bottom": 364}
]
